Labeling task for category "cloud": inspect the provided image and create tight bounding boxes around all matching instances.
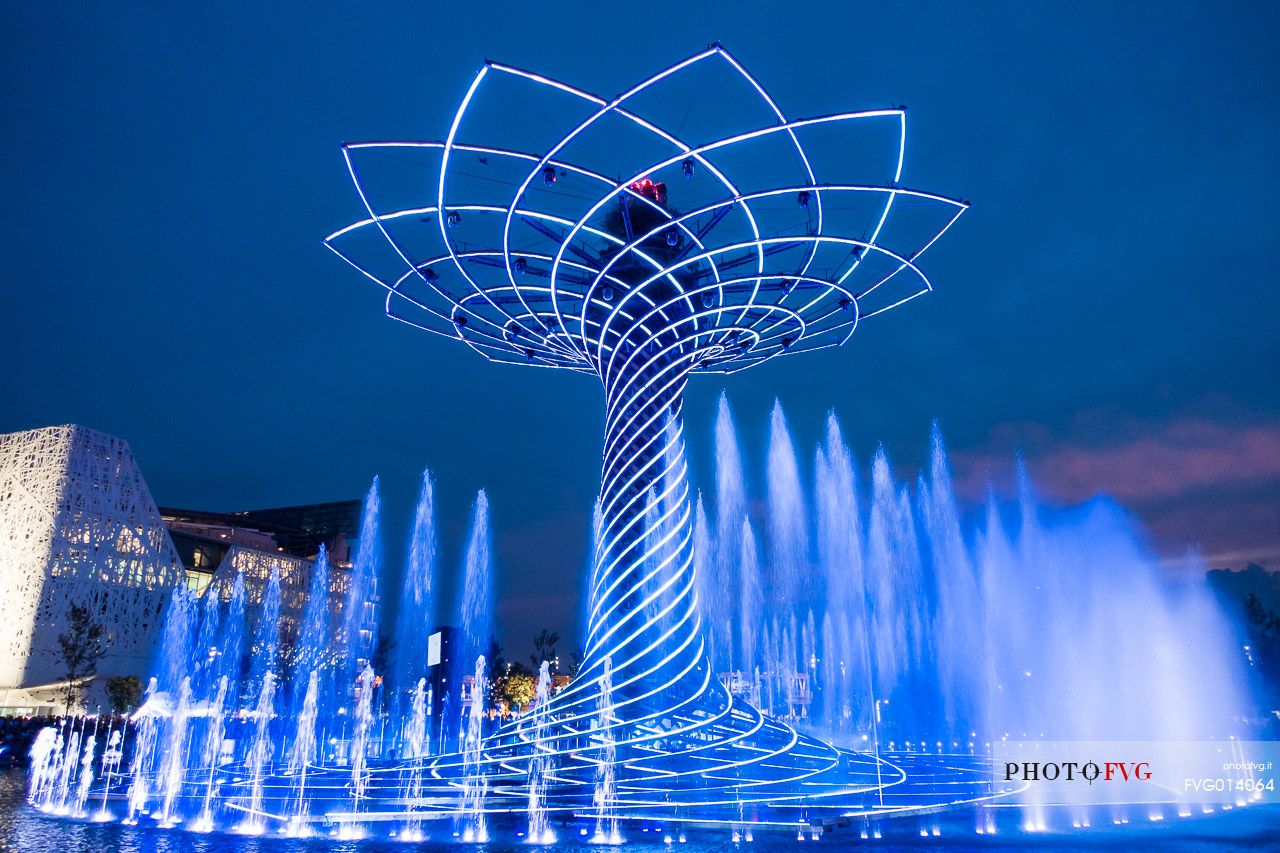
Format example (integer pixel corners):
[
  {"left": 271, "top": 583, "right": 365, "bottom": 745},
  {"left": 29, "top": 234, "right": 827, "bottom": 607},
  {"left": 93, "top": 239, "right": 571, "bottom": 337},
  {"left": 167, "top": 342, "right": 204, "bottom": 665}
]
[
  {"left": 950, "top": 417, "right": 1280, "bottom": 568},
  {"left": 952, "top": 419, "right": 1280, "bottom": 504}
]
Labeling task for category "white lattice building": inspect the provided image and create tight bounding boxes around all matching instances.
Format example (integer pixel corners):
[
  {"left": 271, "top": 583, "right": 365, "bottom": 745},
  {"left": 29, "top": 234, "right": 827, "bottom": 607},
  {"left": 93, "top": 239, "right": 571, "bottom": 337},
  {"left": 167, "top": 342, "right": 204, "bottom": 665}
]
[{"left": 0, "top": 425, "right": 183, "bottom": 711}]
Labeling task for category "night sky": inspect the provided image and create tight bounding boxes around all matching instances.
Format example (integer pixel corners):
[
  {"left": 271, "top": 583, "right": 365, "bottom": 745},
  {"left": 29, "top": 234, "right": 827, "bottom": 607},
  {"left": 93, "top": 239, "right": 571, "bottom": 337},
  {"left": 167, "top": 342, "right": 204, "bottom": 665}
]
[{"left": 3, "top": 3, "right": 1277, "bottom": 653}]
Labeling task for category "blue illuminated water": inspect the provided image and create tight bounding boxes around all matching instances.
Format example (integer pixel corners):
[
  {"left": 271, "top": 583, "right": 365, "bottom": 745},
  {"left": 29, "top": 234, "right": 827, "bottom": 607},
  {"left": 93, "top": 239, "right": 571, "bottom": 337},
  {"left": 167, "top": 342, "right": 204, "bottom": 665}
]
[
  {"left": 4, "top": 770, "right": 1277, "bottom": 852},
  {"left": 19, "top": 408, "right": 1265, "bottom": 843},
  {"left": 392, "top": 469, "right": 437, "bottom": 716}
]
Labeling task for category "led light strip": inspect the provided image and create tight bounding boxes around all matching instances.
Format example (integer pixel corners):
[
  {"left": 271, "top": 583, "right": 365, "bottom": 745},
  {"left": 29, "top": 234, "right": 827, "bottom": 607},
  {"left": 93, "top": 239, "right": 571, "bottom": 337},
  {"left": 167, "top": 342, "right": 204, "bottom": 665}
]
[{"left": 318, "top": 44, "right": 978, "bottom": 825}]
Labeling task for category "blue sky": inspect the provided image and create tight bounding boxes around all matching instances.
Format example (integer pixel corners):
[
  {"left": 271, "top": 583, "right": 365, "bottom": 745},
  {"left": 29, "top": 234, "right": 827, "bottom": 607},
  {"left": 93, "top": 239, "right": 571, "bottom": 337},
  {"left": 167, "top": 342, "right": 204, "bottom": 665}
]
[{"left": 2, "top": 2, "right": 1277, "bottom": 649}]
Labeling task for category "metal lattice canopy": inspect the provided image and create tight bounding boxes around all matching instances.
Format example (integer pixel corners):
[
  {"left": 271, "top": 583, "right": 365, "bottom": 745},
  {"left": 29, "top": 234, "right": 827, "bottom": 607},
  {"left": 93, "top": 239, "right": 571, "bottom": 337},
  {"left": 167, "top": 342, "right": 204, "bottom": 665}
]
[{"left": 325, "top": 44, "right": 967, "bottom": 378}]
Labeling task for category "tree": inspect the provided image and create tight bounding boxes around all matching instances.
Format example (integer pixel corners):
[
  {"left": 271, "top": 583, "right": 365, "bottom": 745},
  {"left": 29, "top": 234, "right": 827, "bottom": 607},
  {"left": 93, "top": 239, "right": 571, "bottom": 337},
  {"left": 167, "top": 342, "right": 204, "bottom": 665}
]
[
  {"left": 497, "top": 670, "right": 538, "bottom": 713},
  {"left": 106, "top": 675, "right": 143, "bottom": 713},
  {"left": 530, "top": 628, "right": 561, "bottom": 672},
  {"left": 57, "top": 603, "right": 106, "bottom": 714},
  {"left": 1244, "top": 593, "right": 1280, "bottom": 636}
]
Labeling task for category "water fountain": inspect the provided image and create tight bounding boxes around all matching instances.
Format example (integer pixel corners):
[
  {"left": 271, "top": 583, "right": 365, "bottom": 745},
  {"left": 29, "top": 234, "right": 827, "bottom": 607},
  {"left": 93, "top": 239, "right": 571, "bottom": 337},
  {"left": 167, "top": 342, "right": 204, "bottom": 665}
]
[
  {"left": 394, "top": 470, "right": 437, "bottom": 712},
  {"left": 342, "top": 664, "right": 376, "bottom": 839},
  {"left": 738, "top": 517, "right": 761, "bottom": 691},
  {"left": 25, "top": 44, "right": 1264, "bottom": 846},
  {"left": 72, "top": 726, "right": 97, "bottom": 818},
  {"left": 400, "top": 676, "right": 430, "bottom": 841},
  {"left": 592, "top": 656, "right": 620, "bottom": 845},
  {"left": 405, "top": 678, "right": 428, "bottom": 760},
  {"left": 193, "top": 674, "right": 228, "bottom": 832},
  {"left": 194, "top": 576, "right": 222, "bottom": 695},
  {"left": 95, "top": 726, "right": 121, "bottom": 821},
  {"left": 292, "top": 544, "right": 330, "bottom": 720},
  {"left": 156, "top": 676, "right": 192, "bottom": 826},
  {"left": 460, "top": 656, "right": 489, "bottom": 842},
  {"left": 156, "top": 589, "right": 195, "bottom": 697},
  {"left": 27, "top": 729, "right": 56, "bottom": 806},
  {"left": 26, "top": 404, "right": 1258, "bottom": 839},
  {"left": 525, "top": 661, "right": 554, "bottom": 844},
  {"left": 248, "top": 566, "right": 281, "bottom": 699},
  {"left": 712, "top": 394, "right": 745, "bottom": 676},
  {"left": 52, "top": 723, "right": 79, "bottom": 814},
  {"left": 342, "top": 482, "right": 382, "bottom": 690},
  {"left": 286, "top": 670, "right": 319, "bottom": 835},
  {"left": 767, "top": 400, "right": 808, "bottom": 643},
  {"left": 235, "top": 671, "right": 276, "bottom": 835},
  {"left": 457, "top": 491, "right": 494, "bottom": 674},
  {"left": 218, "top": 574, "right": 246, "bottom": 707},
  {"left": 123, "top": 678, "right": 159, "bottom": 825}
]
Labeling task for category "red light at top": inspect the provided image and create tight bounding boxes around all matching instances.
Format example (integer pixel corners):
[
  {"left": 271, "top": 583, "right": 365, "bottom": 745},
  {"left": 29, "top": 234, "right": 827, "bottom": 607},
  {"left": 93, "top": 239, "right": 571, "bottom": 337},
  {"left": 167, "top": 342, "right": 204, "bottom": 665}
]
[{"left": 629, "top": 178, "right": 667, "bottom": 206}]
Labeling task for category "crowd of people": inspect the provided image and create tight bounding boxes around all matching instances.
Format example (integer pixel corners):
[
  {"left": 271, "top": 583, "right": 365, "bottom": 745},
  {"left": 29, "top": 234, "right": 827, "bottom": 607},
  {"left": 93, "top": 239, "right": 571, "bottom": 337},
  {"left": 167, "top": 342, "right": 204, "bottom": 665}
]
[{"left": 0, "top": 716, "right": 85, "bottom": 768}]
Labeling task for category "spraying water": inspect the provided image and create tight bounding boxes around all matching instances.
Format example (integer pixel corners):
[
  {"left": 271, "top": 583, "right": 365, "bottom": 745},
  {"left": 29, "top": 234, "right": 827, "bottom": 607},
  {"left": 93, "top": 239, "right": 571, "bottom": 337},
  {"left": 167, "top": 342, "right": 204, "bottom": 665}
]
[
  {"left": 157, "top": 676, "right": 193, "bottom": 825},
  {"left": 737, "top": 519, "right": 761, "bottom": 683},
  {"left": 286, "top": 670, "right": 320, "bottom": 835},
  {"left": 193, "top": 581, "right": 222, "bottom": 695},
  {"left": 460, "top": 656, "right": 489, "bottom": 842},
  {"left": 395, "top": 469, "right": 437, "bottom": 708},
  {"left": 156, "top": 589, "right": 196, "bottom": 697},
  {"left": 236, "top": 671, "right": 276, "bottom": 835},
  {"left": 592, "top": 656, "right": 620, "bottom": 844},
  {"left": 400, "top": 676, "right": 429, "bottom": 841},
  {"left": 73, "top": 722, "right": 96, "bottom": 814},
  {"left": 95, "top": 726, "right": 122, "bottom": 821},
  {"left": 458, "top": 491, "right": 494, "bottom": 670},
  {"left": 342, "top": 479, "right": 382, "bottom": 691},
  {"left": 31, "top": 407, "right": 1255, "bottom": 841},
  {"left": 766, "top": 400, "right": 807, "bottom": 587},
  {"left": 705, "top": 401, "right": 1248, "bottom": 748},
  {"left": 814, "top": 412, "right": 867, "bottom": 731},
  {"left": 526, "top": 661, "right": 554, "bottom": 844},
  {"left": 293, "top": 544, "right": 331, "bottom": 719},
  {"left": 691, "top": 496, "right": 719, "bottom": 667},
  {"left": 192, "top": 675, "right": 228, "bottom": 833},
  {"left": 406, "top": 678, "right": 428, "bottom": 759},
  {"left": 26, "top": 728, "right": 57, "bottom": 808},
  {"left": 124, "top": 678, "right": 160, "bottom": 824},
  {"left": 248, "top": 566, "right": 282, "bottom": 699},
  {"left": 52, "top": 722, "right": 79, "bottom": 814},
  {"left": 342, "top": 663, "right": 376, "bottom": 839},
  {"left": 714, "top": 393, "right": 747, "bottom": 676},
  {"left": 217, "top": 574, "right": 246, "bottom": 706}
]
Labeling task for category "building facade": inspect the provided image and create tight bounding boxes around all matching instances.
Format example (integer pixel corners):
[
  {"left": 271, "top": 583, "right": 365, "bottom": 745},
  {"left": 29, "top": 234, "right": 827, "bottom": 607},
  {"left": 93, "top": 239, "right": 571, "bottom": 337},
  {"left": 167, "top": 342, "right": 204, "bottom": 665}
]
[
  {"left": 0, "top": 426, "right": 184, "bottom": 712},
  {"left": 0, "top": 425, "right": 361, "bottom": 714}
]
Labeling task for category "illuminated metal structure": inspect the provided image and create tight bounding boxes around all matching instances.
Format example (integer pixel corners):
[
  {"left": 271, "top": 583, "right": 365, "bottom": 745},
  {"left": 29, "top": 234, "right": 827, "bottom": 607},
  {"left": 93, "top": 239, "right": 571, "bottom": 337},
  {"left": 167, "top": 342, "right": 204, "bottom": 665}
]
[{"left": 324, "top": 44, "right": 971, "bottom": 829}]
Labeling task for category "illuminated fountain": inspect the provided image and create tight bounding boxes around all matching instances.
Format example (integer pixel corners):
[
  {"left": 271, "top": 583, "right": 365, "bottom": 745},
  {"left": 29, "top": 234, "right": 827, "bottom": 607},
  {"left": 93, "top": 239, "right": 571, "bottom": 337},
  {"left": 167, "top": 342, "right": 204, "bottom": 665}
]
[
  {"left": 525, "top": 661, "right": 554, "bottom": 844},
  {"left": 460, "top": 656, "right": 489, "bottom": 843},
  {"left": 26, "top": 44, "right": 1258, "bottom": 842}
]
